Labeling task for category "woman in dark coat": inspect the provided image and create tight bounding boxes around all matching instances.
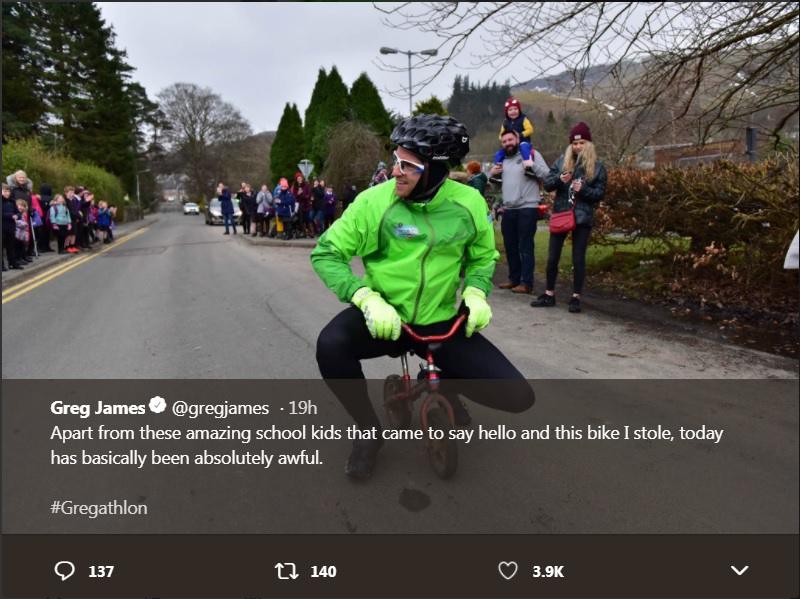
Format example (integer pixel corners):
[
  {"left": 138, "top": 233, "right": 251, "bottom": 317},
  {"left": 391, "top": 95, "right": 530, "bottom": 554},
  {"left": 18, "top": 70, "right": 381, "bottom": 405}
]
[
  {"left": 531, "top": 122, "right": 607, "bottom": 314},
  {"left": 218, "top": 182, "right": 237, "bottom": 235}
]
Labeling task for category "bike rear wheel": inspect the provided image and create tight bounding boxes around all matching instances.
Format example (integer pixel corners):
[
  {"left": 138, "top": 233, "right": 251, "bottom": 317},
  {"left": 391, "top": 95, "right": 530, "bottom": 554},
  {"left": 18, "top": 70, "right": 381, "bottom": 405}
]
[
  {"left": 384, "top": 374, "right": 412, "bottom": 429},
  {"left": 425, "top": 400, "right": 458, "bottom": 479}
]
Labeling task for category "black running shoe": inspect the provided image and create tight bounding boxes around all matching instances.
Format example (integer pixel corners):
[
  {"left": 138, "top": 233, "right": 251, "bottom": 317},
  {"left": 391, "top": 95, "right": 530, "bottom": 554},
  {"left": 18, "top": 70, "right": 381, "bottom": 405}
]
[
  {"left": 568, "top": 296, "right": 581, "bottom": 313},
  {"left": 345, "top": 438, "right": 384, "bottom": 480},
  {"left": 530, "top": 293, "right": 555, "bottom": 307}
]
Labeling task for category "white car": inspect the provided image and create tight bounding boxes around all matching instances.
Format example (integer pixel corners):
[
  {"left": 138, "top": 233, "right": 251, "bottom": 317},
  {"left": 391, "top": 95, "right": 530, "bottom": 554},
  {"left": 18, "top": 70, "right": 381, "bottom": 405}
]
[{"left": 183, "top": 202, "right": 200, "bottom": 215}]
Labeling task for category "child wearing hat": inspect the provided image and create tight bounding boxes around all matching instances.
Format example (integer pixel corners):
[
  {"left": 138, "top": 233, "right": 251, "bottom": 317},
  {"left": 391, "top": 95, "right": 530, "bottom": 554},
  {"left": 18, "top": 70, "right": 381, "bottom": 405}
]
[{"left": 493, "top": 96, "right": 535, "bottom": 169}]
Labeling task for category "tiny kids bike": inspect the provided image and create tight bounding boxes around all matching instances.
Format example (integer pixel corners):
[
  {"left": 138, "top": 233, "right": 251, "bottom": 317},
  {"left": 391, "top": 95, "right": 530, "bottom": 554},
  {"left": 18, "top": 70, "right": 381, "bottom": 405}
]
[{"left": 382, "top": 314, "right": 466, "bottom": 479}]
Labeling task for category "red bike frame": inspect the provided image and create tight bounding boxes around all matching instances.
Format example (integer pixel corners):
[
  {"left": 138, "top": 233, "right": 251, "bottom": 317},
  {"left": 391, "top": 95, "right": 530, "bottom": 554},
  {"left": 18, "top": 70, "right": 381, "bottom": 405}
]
[{"left": 394, "top": 314, "right": 467, "bottom": 429}]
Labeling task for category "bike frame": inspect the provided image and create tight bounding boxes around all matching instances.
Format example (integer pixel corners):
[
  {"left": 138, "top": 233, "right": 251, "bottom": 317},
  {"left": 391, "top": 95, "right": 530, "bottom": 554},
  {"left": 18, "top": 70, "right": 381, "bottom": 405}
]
[{"left": 392, "top": 314, "right": 467, "bottom": 429}]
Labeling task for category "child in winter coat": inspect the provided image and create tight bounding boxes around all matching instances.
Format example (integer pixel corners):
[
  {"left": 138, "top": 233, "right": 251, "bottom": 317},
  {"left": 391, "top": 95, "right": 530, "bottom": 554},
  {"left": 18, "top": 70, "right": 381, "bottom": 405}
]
[
  {"left": 49, "top": 194, "right": 72, "bottom": 254},
  {"left": 494, "top": 96, "right": 535, "bottom": 169},
  {"left": 323, "top": 186, "right": 337, "bottom": 231},
  {"left": 274, "top": 178, "right": 297, "bottom": 240},
  {"left": 96, "top": 201, "right": 112, "bottom": 243},
  {"left": 14, "top": 199, "right": 31, "bottom": 262}
]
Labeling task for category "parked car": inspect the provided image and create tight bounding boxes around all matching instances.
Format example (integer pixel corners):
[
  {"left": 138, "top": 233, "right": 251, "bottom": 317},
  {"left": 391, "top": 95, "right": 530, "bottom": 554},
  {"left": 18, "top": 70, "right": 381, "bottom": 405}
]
[
  {"left": 205, "top": 198, "right": 242, "bottom": 225},
  {"left": 183, "top": 202, "right": 200, "bottom": 215}
]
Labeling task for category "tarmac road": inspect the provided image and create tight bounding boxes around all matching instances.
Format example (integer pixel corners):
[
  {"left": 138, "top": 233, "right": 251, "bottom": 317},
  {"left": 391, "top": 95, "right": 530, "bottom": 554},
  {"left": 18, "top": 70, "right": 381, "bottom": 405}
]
[
  {"left": 2, "top": 213, "right": 797, "bottom": 536},
  {"left": 2, "top": 212, "right": 796, "bottom": 379}
]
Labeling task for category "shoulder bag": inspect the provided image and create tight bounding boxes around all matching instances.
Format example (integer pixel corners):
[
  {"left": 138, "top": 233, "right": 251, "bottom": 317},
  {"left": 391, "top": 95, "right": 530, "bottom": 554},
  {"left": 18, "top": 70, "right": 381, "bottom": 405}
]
[{"left": 549, "top": 188, "right": 576, "bottom": 234}]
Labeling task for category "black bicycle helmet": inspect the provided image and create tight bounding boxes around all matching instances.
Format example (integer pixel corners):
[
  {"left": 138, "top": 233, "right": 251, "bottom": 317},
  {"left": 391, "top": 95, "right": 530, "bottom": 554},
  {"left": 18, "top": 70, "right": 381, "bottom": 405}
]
[{"left": 390, "top": 114, "right": 470, "bottom": 167}]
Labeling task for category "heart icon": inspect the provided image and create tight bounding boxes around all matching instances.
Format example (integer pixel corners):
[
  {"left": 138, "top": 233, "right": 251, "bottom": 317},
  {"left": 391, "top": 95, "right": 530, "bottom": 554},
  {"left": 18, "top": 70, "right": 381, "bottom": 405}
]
[{"left": 498, "top": 560, "right": 518, "bottom": 580}]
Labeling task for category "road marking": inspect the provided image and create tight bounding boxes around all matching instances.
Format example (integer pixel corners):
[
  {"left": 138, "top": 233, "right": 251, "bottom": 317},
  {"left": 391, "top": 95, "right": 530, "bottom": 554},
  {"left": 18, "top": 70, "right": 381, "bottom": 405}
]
[
  {"left": 2, "top": 227, "right": 150, "bottom": 304},
  {"left": 2, "top": 254, "right": 95, "bottom": 296}
]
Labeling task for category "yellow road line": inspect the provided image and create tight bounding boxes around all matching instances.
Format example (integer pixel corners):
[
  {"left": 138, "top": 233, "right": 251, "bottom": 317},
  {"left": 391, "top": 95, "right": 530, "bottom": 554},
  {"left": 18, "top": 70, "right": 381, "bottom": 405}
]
[
  {"left": 2, "top": 254, "right": 95, "bottom": 296},
  {"left": 2, "top": 227, "right": 149, "bottom": 298},
  {"left": 2, "top": 227, "right": 149, "bottom": 304}
]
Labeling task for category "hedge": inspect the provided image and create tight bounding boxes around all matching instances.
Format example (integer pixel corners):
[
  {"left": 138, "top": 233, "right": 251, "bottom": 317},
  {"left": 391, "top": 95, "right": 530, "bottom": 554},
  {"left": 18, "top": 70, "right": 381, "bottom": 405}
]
[
  {"left": 2, "top": 138, "right": 126, "bottom": 207},
  {"left": 594, "top": 155, "right": 799, "bottom": 307}
]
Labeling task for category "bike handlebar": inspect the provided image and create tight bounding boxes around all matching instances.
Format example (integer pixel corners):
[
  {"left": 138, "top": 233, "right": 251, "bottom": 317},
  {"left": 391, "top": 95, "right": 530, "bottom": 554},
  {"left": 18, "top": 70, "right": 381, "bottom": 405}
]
[{"left": 402, "top": 314, "right": 467, "bottom": 343}]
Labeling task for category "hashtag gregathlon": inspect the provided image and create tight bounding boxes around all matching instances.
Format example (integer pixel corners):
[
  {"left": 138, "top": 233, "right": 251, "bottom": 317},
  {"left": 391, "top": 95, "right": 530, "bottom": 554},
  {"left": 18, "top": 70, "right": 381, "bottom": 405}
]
[{"left": 51, "top": 500, "right": 148, "bottom": 519}]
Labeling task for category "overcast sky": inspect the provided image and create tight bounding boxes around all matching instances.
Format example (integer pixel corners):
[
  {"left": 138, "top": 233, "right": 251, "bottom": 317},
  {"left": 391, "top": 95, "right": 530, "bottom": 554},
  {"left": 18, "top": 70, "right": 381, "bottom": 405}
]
[{"left": 97, "top": 2, "right": 541, "bottom": 133}]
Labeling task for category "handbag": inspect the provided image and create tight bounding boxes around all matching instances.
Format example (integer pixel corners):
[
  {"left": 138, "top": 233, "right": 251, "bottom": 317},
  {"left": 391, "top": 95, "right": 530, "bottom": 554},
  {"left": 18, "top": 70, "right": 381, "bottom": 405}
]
[
  {"left": 549, "top": 209, "right": 575, "bottom": 234},
  {"left": 549, "top": 189, "right": 576, "bottom": 234}
]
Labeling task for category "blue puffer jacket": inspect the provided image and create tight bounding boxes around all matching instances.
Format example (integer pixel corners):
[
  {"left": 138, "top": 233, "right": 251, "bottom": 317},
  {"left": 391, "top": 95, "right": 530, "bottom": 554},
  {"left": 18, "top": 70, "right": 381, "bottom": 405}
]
[
  {"left": 274, "top": 189, "right": 296, "bottom": 218},
  {"left": 543, "top": 155, "right": 607, "bottom": 227}
]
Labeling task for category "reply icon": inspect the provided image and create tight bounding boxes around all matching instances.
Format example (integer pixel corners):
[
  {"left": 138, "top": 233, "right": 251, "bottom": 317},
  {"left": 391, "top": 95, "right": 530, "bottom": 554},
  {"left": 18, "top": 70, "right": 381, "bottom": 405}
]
[{"left": 54, "top": 560, "right": 76, "bottom": 581}]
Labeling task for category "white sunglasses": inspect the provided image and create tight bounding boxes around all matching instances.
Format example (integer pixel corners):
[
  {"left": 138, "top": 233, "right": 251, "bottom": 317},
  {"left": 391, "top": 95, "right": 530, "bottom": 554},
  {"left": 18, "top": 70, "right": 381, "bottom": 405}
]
[{"left": 392, "top": 151, "right": 425, "bottom": 175}]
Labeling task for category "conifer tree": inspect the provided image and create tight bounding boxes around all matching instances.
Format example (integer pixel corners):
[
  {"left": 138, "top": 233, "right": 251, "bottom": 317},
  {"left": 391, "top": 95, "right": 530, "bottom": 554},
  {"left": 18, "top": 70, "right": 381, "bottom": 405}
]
[
  {"left": 349, "top": 72, "right": 393, "bottom": 138},
  {"left": 304, "top": 68, "right": 328, "bottom": 166},
  {"left": 413, "top": 96, "right": 448, "bottom": 116},
  {"left": 310, "top": 66, "right": 350, "bottom": 171},
  {"left": 2, "top": 2, "right": 158, "bottom": 192},
  {"left": 1, "top": 2, "right": 47, "bottom": 140},
  {"left": 271, "top": 103, "right": 305, "bottom": 183}
]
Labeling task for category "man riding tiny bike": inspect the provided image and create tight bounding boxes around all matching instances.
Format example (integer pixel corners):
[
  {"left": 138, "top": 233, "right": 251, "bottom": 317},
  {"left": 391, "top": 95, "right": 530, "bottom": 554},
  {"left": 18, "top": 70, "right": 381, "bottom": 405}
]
[{"left": 311, "top": 114, "right": 536, "bottom": 480}]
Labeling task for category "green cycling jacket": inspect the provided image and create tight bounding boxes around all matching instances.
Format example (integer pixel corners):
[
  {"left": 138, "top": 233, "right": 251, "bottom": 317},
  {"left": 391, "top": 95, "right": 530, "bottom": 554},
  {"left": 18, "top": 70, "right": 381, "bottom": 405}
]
[{"left": 310, "top": 178, "right": 499, "bottom": 325}]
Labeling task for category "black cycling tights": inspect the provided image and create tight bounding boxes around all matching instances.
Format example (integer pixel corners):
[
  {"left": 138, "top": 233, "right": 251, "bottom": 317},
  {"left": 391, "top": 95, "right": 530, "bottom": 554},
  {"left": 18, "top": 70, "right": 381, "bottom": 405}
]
[{"left": 316, "top": 307, "right": 535, "bottom": 430}]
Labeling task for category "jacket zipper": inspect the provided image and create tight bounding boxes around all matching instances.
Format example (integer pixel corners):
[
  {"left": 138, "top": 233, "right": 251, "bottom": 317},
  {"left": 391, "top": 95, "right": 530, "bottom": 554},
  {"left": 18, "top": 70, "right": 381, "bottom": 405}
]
[{"left": 410, "top": 210, "right": 435, "bottom": 324}]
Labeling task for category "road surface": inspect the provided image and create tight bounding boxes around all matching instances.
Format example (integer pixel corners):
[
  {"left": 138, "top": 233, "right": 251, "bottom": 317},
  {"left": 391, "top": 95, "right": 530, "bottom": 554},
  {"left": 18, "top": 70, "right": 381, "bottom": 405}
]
[{"left": 2, "top": 213, "right": 797, "bottom": 535}]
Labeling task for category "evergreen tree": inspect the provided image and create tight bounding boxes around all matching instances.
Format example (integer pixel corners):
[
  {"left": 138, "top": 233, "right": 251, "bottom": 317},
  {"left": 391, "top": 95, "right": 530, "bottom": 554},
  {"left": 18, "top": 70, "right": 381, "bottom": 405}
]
[
  {"left": 304, "top": 68, "right": 328, "bottom": 164},
  {"left": 349, "top": 72, "right": 392, "bottom": 138},
  {"left": 310, "top": 65, "right": 349, "bottom": 171},
  {"left": 413, "top": 96, "right": 448, "bottom": 116},
  {"left": 66, "top": 6, "right": 138, "bottom": 188},
  {"left": 271, "top": 103, "right": 305, "bottom": 183},
  {"left": 2, "top": 2, "right": 158, "bottom": 193},
  {"left": 40, "top": 3, "right": 97, "bottom": 156},
  {"left": 448, "top": 75, "right": 464, "bottom": 122},
  {"left": 1, "top": 2, "right": 47, "bottom": 140}
]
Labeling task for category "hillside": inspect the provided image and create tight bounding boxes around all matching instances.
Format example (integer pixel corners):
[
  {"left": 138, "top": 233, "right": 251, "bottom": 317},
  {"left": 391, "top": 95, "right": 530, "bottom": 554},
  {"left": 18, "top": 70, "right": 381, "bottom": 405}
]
[{"left": 512, "top": 62, "right": 630, "bottom": 95}]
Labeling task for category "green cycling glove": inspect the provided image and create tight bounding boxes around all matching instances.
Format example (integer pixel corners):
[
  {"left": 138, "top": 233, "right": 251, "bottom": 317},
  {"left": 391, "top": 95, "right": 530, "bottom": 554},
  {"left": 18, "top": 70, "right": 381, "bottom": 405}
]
[
  {"left": 352, "top": 287, "right": 401, "bottom": 341},
  {"left": 462, "top": 286, "right": 492, "bottom": 338}
]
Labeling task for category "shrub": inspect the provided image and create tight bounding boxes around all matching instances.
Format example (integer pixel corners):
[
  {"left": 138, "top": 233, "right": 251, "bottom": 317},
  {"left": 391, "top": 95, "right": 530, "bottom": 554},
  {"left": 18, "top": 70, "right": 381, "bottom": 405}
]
[
  {"left": 598, "top": 155, "right": 799, "bottom": 306},
  {"left": 322, "top": 121, "right": 386, "bottom": 192},
  {"left": 2, "top": 137, "right": 126, "bottom": 208}
]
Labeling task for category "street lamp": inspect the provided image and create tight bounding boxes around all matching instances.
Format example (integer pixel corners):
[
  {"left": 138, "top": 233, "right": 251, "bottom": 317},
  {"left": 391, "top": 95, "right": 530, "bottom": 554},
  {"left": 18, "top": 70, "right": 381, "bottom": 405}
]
[
  {"left": 380, "top": 46, "right": 438, "bottom": 115},
  {"left": 135, "top": 168, "right": 150, "bottom": 220}
]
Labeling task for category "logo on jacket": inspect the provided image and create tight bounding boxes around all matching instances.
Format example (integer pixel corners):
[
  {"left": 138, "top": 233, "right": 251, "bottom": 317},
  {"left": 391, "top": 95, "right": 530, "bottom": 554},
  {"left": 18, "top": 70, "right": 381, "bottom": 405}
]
[{"left": 393, "top": 223, "right": 421, "bottom": 239}]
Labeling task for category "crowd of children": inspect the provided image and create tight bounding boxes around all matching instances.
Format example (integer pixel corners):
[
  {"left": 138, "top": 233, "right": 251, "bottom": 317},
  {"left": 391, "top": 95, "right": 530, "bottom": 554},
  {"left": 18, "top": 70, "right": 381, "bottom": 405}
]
[{"left": 2, "top": 171, "right": 117, "bottom": 272}]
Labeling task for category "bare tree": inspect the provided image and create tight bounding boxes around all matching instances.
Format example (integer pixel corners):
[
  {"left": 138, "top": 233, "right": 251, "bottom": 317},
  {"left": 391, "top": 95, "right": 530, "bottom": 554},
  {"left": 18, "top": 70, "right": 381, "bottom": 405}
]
[
  {"left": 157, "top": 82, "right": 252, "bottom": 199},
  {"left": 375, "top": 2, "right": 799, "bottom": 155}
]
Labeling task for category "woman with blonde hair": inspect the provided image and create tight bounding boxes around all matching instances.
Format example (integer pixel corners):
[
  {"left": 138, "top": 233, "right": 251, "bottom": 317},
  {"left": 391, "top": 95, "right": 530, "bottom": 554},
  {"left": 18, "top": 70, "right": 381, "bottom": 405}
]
[{"left": 531, "top": 122, "right": 607, "bottom": 313}]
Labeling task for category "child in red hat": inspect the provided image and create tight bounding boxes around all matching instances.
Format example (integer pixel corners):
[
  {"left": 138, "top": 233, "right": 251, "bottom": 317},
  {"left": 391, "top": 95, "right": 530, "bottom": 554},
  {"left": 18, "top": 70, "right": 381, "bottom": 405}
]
[{"left": 494, "top": 96, "right": 535, "bottom": 169}]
